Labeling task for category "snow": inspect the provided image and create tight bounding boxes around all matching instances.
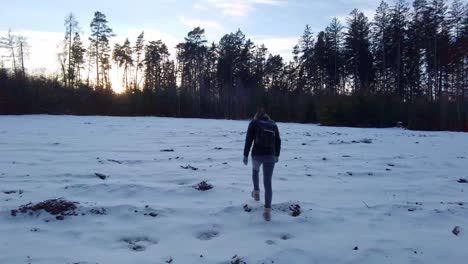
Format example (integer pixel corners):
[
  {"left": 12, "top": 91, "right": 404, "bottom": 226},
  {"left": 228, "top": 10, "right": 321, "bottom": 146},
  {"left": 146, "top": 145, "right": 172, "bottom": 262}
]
[{"left": 0, "top": 115, "right": 467, "bottom": 264}]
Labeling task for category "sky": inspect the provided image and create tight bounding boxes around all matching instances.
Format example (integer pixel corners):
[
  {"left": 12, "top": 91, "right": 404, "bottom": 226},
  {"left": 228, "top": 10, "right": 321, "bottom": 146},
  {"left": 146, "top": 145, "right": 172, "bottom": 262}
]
[{"left": 0, "top": 0, "right": 383, "bottom": 92}]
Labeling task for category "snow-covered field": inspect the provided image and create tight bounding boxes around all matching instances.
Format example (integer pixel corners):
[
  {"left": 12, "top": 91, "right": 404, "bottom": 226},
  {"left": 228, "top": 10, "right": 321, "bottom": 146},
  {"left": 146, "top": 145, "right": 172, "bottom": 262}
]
[{"left": 0, "top": 115, "right": 467, "bottom": 264}]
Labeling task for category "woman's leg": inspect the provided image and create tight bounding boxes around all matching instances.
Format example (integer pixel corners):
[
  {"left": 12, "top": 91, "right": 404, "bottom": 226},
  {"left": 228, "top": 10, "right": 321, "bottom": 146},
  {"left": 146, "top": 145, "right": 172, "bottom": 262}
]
[
  {"left": 263, "top": 162, "right": 275, "bottom": 208},
  {"left": 252, "top": 159, "right": 261, "bottom": 191}
]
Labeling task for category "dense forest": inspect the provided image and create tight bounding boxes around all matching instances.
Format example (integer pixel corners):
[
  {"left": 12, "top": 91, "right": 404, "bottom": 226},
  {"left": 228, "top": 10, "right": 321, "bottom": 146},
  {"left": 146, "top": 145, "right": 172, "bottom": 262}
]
[{"left": 1, "top": 0, "right": 467, "bottom": 131}]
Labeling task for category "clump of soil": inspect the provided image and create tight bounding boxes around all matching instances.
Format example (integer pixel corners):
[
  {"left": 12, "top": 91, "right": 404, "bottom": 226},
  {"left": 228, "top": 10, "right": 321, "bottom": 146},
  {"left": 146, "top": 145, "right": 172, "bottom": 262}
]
[
  {"left": 231, "top": 255, "right": 246, "bottom": 264},
  {"left": 160, "top": 149, "right": 174, "bottom": 152},
  {"left": 11, "top": 199, "right": 79, "bottom": 220},
  {"left": 289, "top": 204, "right": 301, "bottom": 217},
  {"left": 95, "top": 172, "right": 109, "bottom": 180},
  {"left": 452, "top": 226, "right": 461, "bottom": 236},
  {"left": 195, "top": 181, "right": 213, "bottom": 191},
  {"left": 181, "top": 165, "right": 198, "bottom": 171},
  {"left": 89, "top": 208, "right": 107, "bottom": 215},
  {"left": 330, "top": 139, "right": 372, "bottom": 145}
]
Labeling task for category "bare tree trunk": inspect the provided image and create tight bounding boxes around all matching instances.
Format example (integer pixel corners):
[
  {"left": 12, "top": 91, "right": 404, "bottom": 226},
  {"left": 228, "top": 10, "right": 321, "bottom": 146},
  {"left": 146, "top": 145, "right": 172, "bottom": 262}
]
[
  {"left": 382, "top": 33, "right": 387, "bottom": 93},
  {"left": 10, "top": 46, "right": 17, "bottom": 76},
  {"left": 125, "top": 64, "right": 128, "bottom": 91},
  {"left": 20, "top": 41, "right": 25, "bottom": 78},
  {"left": 87, "top": 56, "right": 92, "bottom": 86},
  {"left": 95, "top": 34, "right": 100, "bottom": 88},
  {"left": 68, "top": 22, "right": 72, "bottom": 88},
  {"left": 134, "top": 63, "right": 138, "bottom": 90}
]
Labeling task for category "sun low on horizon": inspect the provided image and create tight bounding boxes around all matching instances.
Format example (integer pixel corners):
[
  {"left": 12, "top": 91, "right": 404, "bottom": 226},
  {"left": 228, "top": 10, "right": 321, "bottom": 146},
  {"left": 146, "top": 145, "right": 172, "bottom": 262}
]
[{"left": 110, "top": 68, "right": 125, "bottom": 94}]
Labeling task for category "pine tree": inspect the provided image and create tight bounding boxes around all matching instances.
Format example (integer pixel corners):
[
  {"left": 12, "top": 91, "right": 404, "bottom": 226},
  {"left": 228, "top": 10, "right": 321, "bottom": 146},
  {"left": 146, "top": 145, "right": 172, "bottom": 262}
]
[
  {"left": 113, "top": 38, "right": 133, "bottom": 91},
  {"left": 64, "top": 13, "right": 79, "bottom": 88},
  {"left": 134, "top": 31, "right": 145, "bottom": 90},
  {"left": 372, "top": 1, "right": 392, "bottom": 93},
  {"left": 388, "top": 0, "right": 410, "bottom": 98},
  {"left": 70, "top": 32, "right": 86, "bottom": 87},
  {"left": 325, "top": 18, "right": 344, "bottom": 95},
  {"left": 314, "top": 31, "right": 328, "bottom": 92},
  {"left": 217, "top": 29, "right": 248, "bottom": 118},
  {"left": 298, "top": 25, "right": 315, "bottom": 93},
  {"left": 430, "top": 0, "right": 449, "bottom": 100},
  {"left": 89, "top": 11, "right": 114, "bottom": 89},
  {"left": 144, "top": 40, "right": 169, "bottom": 92},
  {"left": 345, "top": 9, "right": 374, "bottom": 93},
  {"left": 447, "top": 0, "right": 467, "bottom": 129},
  {"left": 410, "top": 0, "right": 431, "bottom": 99},
  {"left": 176, "top": 27, "right": 208, "bottom": 116}
]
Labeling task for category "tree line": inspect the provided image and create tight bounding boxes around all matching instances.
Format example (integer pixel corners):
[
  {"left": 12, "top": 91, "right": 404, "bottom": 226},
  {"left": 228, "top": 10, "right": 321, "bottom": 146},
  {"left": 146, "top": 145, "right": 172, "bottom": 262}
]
[{"left": 1, "top": 0, "right": 467, "bottom": 131}]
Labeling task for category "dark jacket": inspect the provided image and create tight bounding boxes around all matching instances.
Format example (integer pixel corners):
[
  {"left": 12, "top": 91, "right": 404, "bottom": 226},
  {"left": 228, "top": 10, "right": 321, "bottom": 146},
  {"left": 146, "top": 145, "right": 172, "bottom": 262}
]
[{"left": 243, "top": 117, "right": 281, "bottom": 158}]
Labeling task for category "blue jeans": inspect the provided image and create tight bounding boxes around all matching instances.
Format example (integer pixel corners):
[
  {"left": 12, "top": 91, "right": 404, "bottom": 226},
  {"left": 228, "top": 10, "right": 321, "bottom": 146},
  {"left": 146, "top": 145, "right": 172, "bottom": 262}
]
[{"left": 252, "top": 156, "right": 276, "bottom": 209}]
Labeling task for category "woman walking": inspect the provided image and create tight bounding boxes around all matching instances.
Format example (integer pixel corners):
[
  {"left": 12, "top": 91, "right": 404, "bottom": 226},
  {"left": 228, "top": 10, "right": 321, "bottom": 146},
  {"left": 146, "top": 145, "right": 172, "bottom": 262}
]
[{"left": 243, "top": 108, "right": 281, "bottom": 221}]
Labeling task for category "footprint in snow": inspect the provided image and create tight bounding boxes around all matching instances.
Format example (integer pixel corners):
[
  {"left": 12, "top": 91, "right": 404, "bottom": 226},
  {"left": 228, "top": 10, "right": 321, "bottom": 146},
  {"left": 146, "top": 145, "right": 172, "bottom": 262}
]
[
  {"left": 121, "top": 236, "right": 157, "bottom": 251},
  {"left": 279, "top": 233, "right": 294, "bottom": 240},
  {"left": 196, "top": 230, "right": 220, "bottom": 240}
]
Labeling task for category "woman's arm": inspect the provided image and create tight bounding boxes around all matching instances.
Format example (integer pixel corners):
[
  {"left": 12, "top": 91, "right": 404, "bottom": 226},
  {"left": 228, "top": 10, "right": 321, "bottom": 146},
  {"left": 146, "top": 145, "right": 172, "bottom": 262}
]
[
  {"left": 275, "top": 125, "right": 281, "bottom": 157},
  {"left": 243, "top": 121, "right": 255, "bottom": 157}
]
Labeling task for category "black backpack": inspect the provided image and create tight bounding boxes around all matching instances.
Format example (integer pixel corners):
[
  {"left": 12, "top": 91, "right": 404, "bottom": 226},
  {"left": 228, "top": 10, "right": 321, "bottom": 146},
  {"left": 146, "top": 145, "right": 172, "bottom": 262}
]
[{"left": 255, "top": 120, "right": 276, "bottom": 149}]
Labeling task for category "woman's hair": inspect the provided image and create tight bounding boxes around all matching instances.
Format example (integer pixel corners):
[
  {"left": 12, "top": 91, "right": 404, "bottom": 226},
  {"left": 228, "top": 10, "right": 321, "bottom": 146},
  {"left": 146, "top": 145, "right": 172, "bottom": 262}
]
[{"left": 254, "top": 108, "right": 270, "bottom": 120}]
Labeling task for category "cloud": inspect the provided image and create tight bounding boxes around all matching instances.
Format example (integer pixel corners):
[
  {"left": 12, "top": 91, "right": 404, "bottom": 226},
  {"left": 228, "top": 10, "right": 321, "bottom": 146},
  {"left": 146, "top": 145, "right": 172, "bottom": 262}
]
[
  {"left": 251, "top": 36, "right": 297, "bottom": 61},
  {"left": 179, "top": 16, "right": 223, "bottom": 32},
  {"left": 193, "top": 3, "right": 209, "bottom": 11},
  {"left": 252, "top": 0, "right": 284, "bottom": 5},
  {"left": 202, "top": 0, "right": 287, "bottom": 17}
]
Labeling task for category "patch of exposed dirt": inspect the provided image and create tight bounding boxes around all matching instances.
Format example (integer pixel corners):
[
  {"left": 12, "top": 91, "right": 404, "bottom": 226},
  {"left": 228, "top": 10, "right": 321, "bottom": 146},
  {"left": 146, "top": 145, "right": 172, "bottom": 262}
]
[
  {"left": 195, "top": 181, "right": 213, "bottom": 191},
  {"left": 11, "top": 199, "right": 79, "bottom": 220},
  {"left": 289, "top": 204, "right": 301, "bottom": 217}
]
